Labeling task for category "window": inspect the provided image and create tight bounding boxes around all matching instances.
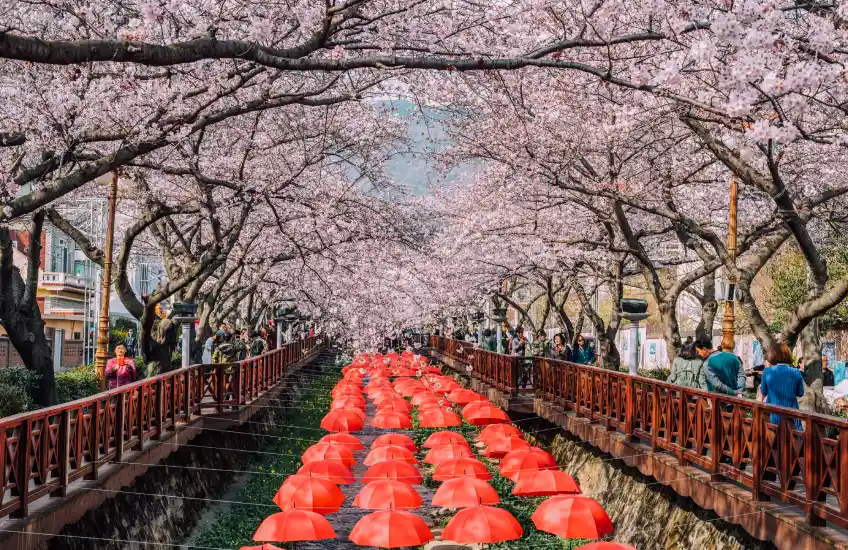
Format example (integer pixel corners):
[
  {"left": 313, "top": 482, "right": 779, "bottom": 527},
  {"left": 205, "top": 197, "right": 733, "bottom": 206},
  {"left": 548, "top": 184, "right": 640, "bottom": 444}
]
[{"left": 140, "top": 264, "right": 151, "bottom": 294}]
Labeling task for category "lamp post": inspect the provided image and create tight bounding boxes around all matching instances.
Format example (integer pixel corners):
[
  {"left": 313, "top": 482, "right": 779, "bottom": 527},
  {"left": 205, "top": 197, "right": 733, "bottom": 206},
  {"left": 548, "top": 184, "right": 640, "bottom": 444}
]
[
  {"left": 94, "top": 171, "right": 119, "bottom": 389},
  {"left": 620, "top": 298, "right": 649, "bottom": 375},
  {"left": 492, "top": 306, "right": 508, "bottom": 354},
  {"left": 720, "top": 174, "right": 739, "bottom": 353},
  {"left": 172, "top": 303, "right": 197, "bottom": 369},
  {"left": 274, "top": 307, "right": 285, "bottom": 349}
]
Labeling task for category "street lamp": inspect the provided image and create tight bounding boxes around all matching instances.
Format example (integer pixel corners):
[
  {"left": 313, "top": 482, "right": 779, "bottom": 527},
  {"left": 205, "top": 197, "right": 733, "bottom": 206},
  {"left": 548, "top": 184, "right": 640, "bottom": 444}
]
[
  {"left": 94, "top": 171, "right": 119, "bottom": 390},
  {"left": 721, "top": 174, "right": 738, "bottom": 353},
  {"left": 172, "top": 302, "right": 197, "bottom": 369},
  {"left": 492, "top": 306, "right": 508, "bottom": 354},
  {"left": 619, "top": 298, "right": 649, "bottom": 375}
]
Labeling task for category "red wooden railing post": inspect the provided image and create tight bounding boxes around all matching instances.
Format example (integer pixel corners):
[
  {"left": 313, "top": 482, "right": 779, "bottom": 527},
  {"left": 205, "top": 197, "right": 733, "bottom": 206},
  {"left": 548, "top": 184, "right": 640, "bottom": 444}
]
[
  {"left": 12, "top": 418, "right": 32, "bottom": 517},
  {"left": 87, "top": 402, "right": 100, "bottom": 480},
  {"left": 154, "top": 380, "right": 164, "bottom": 440},
  {"left": 115, "top": 393, "right": 126, "bottom": 463},
  {"left": 624, "top": 376, "right": 635, "bottom": 442},
  {"left": 233, "top": 363, "right": 243, "bottom": 406},
  {"left": 184, "top": 370, "right": 192, "bottom": 422},
  {"left": 52, "top": 410, "right": 71, "bottom": 497},
  {"left": 804, "top": 418, "right": 824, "bottom": 526},
  {"left": 650, "top": 385, "right": 660, "bottom": 452},
  {"left": 216, "top": 364, "right": 225, "bottom": 413},
  {"left": 752, "top": 405, "right": 763, "bottom": 501},
  {"left": 709, "top": 395, "right": 721, "bottom": 481}
]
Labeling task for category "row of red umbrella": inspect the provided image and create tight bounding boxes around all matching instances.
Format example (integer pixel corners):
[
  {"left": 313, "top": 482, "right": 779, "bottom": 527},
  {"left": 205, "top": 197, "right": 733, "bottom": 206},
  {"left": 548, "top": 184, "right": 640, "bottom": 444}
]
[{"left": 244, "top": 351, "right": 633, "bottom": 549}]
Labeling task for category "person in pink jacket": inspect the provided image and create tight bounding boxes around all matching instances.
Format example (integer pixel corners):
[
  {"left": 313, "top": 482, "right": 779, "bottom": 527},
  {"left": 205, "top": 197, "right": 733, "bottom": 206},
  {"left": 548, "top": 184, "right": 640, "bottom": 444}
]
[{"left": 105, "top": 344, "right": 136, "bottom": 389}]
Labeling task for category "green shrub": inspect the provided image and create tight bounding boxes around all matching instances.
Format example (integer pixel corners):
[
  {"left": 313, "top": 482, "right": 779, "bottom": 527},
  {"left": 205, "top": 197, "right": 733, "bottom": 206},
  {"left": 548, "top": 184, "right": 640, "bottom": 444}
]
[
  {"left": 55, "top": 363, "right": 100, "bottom": 403},
  {"left": 0, "top": 367, "right": 39, "bottom": 417}
]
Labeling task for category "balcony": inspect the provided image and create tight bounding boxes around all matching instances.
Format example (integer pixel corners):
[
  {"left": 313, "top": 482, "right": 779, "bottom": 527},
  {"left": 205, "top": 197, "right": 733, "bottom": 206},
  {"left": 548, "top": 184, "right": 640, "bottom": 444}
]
[{"left": 40, "top": 272, "right": 90, "bottom": 289}]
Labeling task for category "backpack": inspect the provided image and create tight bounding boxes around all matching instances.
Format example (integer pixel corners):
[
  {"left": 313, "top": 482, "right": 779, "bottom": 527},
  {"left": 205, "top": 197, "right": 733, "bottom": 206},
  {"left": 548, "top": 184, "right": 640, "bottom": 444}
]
[{"left": 250, "top": 338, "right": 265, "bottom": 357}]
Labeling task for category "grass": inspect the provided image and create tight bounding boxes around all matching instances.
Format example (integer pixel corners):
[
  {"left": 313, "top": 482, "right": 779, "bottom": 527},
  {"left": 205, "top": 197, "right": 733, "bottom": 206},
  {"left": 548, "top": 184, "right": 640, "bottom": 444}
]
[{"left": 191, "top": 368, "right": 341, "bottom": 549}]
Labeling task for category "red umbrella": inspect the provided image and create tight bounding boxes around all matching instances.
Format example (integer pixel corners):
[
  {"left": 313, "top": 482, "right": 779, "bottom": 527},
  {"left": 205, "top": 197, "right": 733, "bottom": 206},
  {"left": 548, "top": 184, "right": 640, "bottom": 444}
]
[
  {"left": 296, "top": 460, "right": 354, "bottom": 484},
  {"left": 576, "top": 543, "right": 636, "bottom": 550},
  {"left": 301, "top": 443, "right": 356, "bottom": 468},
  {"left": 500, "top": 449, "right": 558, "bottom": 481},
  {"left": 424, "top": 431, "right": 470, "bottom": 449},
  {"left": 240, "top": 545, "right": 284, "bottom": 550},
  {"left": 331, "top": 396, "right": 366, "bottom": 409},
  {"left": 442, "top": 505, "right": 523, "bottom": 543},
  {"left": 252, "top": 509, "right": 336, "bottom": 543},
  {"left": 432, "top": 476, "right": 500, "bottom": 508},
  {"left": 372, "top": 433, "right": 417, "bottom": 453},
  {"left": 423, "top": 443, "right": 474, "bottom": 465},
  {"left": 460, "top": 399, "right": 492, "bottom": 417},
  {"left": 362, "top": 460, "right": 423, "bottom": 484},
  {"left": 331, "top": 385, "right": 362, "bottom": 397},
  {"left": 348, "top": 510, "right": 434, "bottom": 548},
  {"left": 481, "top": 436, "right": 530, "bottom": 459},
  {"left": 512, "top": 470, "right": 581, "bottom": 496},
  {"left": 273, "top": 475, "right": 345, "bottom": 514},
  {"left": 320, "top": 409, "right": 365, "bottom": 433},
  {"left": 411, "top": 392, "right": 440, "bottom": 406},
  {"left": 418, "top": 408, "right": 462, "bottom": 428},
  {"left": 478, "top": 424, "right": 521, "bottom": 442},
  {"left": 371, "top": 411, "right": 413, "bottom": 429},
  {"left": 370, "top": 391, "right": 401, "bottom": 404},
  {"left": 417, "top": 401, "right": 444, "bottom": 412},
  {"left": 433, "top": 458, "right": 492, "bottom": 481},
  {"left": 447, "top": 389, "right": 484, "bottom": 406},
  {"left": 353, "top": 479, "right": 423, "bottom": 510},
  {"left": 532, "top": 495, "right": 613, "bottom": 539},
  {"left": 376, "top": 400, "right": 412, "bottom": 412},
  {"left": 364, "top": 445, "right": 417, "bottom": 466},
  {"left": 401, "top": 386, "right": 428, "bottom": 399},
  {"left": 319, "top": 433, "right": 364, "bottom": 451},
  {"left": 465, "top": 406, "right": 511, "bottom": 426}
]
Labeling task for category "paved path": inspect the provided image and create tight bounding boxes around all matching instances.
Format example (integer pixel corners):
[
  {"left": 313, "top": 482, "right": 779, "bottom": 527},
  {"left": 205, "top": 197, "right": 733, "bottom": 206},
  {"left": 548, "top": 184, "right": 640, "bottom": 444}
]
[{"left": 300, "top": 396, "right": 441, "bottom": 548}]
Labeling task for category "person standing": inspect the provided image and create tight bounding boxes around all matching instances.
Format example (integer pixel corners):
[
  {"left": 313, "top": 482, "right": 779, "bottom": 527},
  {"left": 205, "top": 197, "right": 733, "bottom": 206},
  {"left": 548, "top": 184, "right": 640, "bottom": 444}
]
[
  {"left": 510, "top": 326, "right": 527, "bottom": 356},
  {"left": 249, "top": 330, "right": 269, "bottom": 357},
  {"left": 667, "top": 340, "right": 703, "bottom": 389},
  {"left": 697, "top": 338, "right": 745, "bottom": 396},
  {"left": 759, "top": 343, "right": 805, "bottom": 426},
  {"left": 482, "top": 329, "right": 496, "bottom": 352},
  {"left": 202, "top": 334, "right": 214, "bottom": 364},
  {"left": 531, "top": 329, "right": 551, "bottom": 357},
  {"left": 124, "top": 329, "right": 138, "bottom": 357},
  {"left": 550, "top": 334, "right": 570, "bottom": 361},
  {"left": 105, "top": 345, "right": 136, "bottom": 389},
  {"left": 572, "top": 335, "right": 595, "bottom": 365}
]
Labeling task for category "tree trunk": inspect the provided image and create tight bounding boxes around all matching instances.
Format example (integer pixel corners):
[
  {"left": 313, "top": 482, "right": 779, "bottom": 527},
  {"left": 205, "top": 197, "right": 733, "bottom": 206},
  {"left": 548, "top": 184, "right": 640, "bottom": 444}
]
[
  {"left": 1, "top": 294, "right": 57, "bottom": 405},
  {"left": 140, "top": 307, "right": 179, "bottom": 376},
  {"left": 659, "top": 300, "right": 683, "bottom": 364},
  {"left": 0, "top": 212, "right": 57, "bottom": 406}
]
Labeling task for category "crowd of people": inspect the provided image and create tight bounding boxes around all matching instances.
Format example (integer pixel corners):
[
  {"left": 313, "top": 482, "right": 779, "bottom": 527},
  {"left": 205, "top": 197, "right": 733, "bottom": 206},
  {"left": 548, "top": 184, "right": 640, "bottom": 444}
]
[
  {"left": 202, "top": 323, "right": 276, "bottom": 364},
  {"left": 455, "top": 325, "right": 597, "bottom": 365},
  {"left": 104, "top": 321, "right": 301, "bottom": 389},
  {"left": 448, "top": 324, "right": 823, "bottom": 421}
]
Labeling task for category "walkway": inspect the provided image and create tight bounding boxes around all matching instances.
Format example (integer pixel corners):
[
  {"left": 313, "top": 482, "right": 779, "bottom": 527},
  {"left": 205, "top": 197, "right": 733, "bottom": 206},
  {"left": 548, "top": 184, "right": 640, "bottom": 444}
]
[
  {"left": 0, "top": 338, "right": 321, "bottom": 550},
  {"left": 300, "top": 399, "right": 440, "bottom": 549},
  {"left": 430, "top": 335, "right": 848, "bottom": 550}
]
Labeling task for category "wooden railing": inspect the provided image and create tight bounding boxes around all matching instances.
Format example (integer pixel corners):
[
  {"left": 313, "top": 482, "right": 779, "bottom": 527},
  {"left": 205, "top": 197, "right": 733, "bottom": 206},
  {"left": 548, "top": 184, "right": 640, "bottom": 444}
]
[
  {"left": 430, "top": 335, "right": 524, "bottom": 394},
  {"left": 0, "top": 337, "right": 319, "bottom": 520},
  {"left": 432, "top": 336, "right": 848, "bottom": 530}
]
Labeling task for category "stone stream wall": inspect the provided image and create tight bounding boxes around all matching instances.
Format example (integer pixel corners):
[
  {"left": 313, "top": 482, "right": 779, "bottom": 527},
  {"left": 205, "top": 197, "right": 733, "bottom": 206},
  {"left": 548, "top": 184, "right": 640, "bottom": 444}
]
[
  {"left": 40, "top": 352, "right": 334, "bottom": 550},
  {"left": 527, "top": 424, "right": 776, "bottom": 550}
]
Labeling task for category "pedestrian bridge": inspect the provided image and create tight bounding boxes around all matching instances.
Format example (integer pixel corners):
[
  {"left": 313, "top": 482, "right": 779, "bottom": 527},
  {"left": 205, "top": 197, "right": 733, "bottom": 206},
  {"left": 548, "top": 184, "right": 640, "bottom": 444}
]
[
  {"left": 0, "top": 337, "right": 320, "bottom": 550},
  {"left": 430, "top": 335, "right": 848, "bottom": 550}
]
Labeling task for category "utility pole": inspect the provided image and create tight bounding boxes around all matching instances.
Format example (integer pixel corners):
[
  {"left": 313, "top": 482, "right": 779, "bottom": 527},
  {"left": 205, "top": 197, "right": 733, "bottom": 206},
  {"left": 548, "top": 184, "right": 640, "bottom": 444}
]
[
  {"left": 94, "top": 172, "right": 118, "bottom": 389},
  {"left": 720, "top": 174, "right": 738, "bottom": 352}
]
